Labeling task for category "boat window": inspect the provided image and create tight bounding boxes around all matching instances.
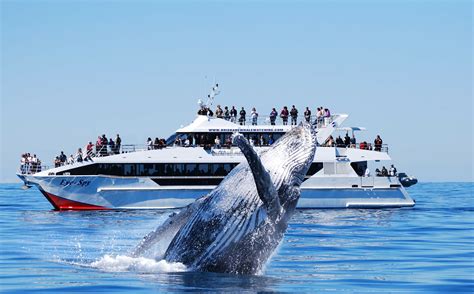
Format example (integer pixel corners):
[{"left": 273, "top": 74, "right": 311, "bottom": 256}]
[
  {"left": 198, "top": 163, "right": 210, "bottom": 176},
  {"left": 124, "top": 164, "right": 136, "bottom": 176},
  {"left": 211, "top": 164, "right": 225, "bottom": 176},
  {"left": 350, "top": 162, "right": 367, "bottom": 177},
  {"left": 56, "top": 164, "right": 98, "bottom": 175},
  {"left": 137, "top": 163, "right": 160, "bottom": 176},
  {"left": 185, "top": 163, "right": 198, "bottom": 176},
  {"left": 306, "top": 162, "right": 323, "bottom": 176},
  {"left": 174, "top": 164, "right": 185, "bottom": 176},
  {"left": 223, "top": 163, "right": 234, "bottom": 174}
]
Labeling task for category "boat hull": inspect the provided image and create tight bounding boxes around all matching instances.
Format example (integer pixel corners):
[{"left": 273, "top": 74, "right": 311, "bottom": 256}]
[{"left": 18, "top": 174, "right": 415, "bottom": 210}]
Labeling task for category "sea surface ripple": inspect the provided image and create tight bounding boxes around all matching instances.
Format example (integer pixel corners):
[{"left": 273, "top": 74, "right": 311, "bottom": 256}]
[{"left": 0, "top": 183, "right": 473, "bottom": 292}]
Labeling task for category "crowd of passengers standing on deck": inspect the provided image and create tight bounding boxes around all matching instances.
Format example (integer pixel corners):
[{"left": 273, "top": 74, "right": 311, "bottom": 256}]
[
  {"left": 20, "top": 153, "right": 42, "bottom": 174},
  {"left": 52, "top": 134, "right": 122, "bottom": 167},
  {"left": 198, "top": 105, "right": 333, "bottom": 127}
]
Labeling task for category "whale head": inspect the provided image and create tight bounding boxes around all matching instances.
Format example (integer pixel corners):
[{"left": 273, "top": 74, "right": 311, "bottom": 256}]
[{"left": 265, "top": 122, "right": 317, "bottom": 185}]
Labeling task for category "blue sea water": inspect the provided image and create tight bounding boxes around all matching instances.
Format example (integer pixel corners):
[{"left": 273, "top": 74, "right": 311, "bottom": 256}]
[{"left": 0, "top": 183, "right": 473, "bottom": 293}]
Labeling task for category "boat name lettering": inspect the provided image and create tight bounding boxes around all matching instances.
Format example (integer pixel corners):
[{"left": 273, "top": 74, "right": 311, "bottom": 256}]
[
  {"left": 208, "top": 128, "right": 284, "bottom": 132},
  {"left": 59, "top": 179, "right": 90, "bottom": 187}
]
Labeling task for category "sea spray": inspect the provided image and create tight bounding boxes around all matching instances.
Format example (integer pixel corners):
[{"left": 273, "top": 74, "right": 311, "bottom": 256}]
[{"left": 91, "top": 255, "right": 187, "bottom": 273}]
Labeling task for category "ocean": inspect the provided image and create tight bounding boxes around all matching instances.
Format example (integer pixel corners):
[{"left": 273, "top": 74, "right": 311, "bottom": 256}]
[{"left": 0, "top": 182, "right": 473, "bottom": 292}]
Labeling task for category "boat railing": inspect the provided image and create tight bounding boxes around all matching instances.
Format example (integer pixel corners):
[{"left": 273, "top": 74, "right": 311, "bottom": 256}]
[
  {"left": 18, "top": 164, "right": 51, "bottom": 175},
  {"left": 208, "top": 114, "right": 337, "bottom": 128},
  {"left": 331, "top": 143, "right": 389, "bottom": 153}
]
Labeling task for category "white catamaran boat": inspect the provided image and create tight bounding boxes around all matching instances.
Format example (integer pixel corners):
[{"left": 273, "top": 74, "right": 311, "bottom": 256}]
[{"left": 17, "top": 86, "right": 415, "bottom": 210}]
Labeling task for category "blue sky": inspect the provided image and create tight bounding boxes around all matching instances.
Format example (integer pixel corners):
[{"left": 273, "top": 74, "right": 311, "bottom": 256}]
[{"left": 1, "top": 0, "right": 472, "bottom": 182}]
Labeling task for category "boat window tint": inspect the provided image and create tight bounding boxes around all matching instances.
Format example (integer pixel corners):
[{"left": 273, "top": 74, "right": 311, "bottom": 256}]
[
  {"left": 198, "top": 163, "right": 210, "bottom": 176},
  {"left": 223, "top": 163, "right": 233, "bottom": 174},
  {"left": 307, "top": 162, "right": 323, "bottom": 176},
  {"left": 211, "top": 164, "right": 226, "bottom": 176},
  {"left": 124, "top": 164, "right": 136, "bottom": 176},
  {"left": 174, "top": 164, "right": 185, "bottom": 176},
  {"left": 58, "top": 164, "right": 98, "bottom": 175},
  {"left": 185, "top": 164, "right": 198, "bottom": 176}
]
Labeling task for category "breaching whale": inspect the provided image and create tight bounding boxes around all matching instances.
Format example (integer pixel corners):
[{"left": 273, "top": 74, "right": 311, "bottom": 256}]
[{"left": 132, "top": 122, "right": 317, "bottom": 275}]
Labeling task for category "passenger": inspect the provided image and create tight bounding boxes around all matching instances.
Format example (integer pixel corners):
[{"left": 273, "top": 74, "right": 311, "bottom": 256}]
[
  {"left": 336, "top": 135, "right": 344, "bottom": 147},
  {"left": 318, "top": 107, "right": 325, "bottom": 126},
  {"left": 59, "top": 151, "right": 67, "bottom": 166},
  {"left": 304, "top": 107, "right": 311, "bottom": 123},
  {"left": 324, "top": 108, "right": 331, "bottom": 126},
  {"left": 350, "top": 134, "right": 356, "bottom": 148},
  {"left": 290, "top": 105, "right": 298, "bottom": 125},
  {"left": 207, "top": 107, "right": 214, "bottom": 117},
  {"left": 153, "top": 137, "right": 160, "bottom": 149},
  {"left": 67, "top": 154, "right": 75, "bottom": 165},
  {"left": 115, "top": 134, "right": 122, "bottom": 154},
  {"left": 258, "top": 135, "right": 267, "bottom": 146},
  {"left": 344, "top": 132, "right": 351, "bottom": 147},
  {"left": 251, "top": 107, "right": 258, "bottom": 125},
  {"left": 54, "top": 156, "right": 61, "bottom": 168},
  {"left": 214, "top": 136, "right": 221, "bottom": 149},
  {"left": 280, "top": 106, "right": 289, "bottom": 125},
  {"left": 197, "top": 106, "right": 206, "bottom": 115},
  {"left": 174, "top": 137, "right": 181, "bottom": 146},
  {"left": 20, "top": 154, "right": 27, "bottom": 174},
  {"left": 225, "top": 135, "right": 232, "bottom": 147},
  {"left": 108, "top": 138, "right": 115, "bottom": 155},
  {"left": 375, "top": 168, "right": 381, "bottom": 176},
  {"left": 269, "top": 108, "right": 277, "bottom": 125},
  {"left": 86, "top": 142, "right": 94, "bottom": 159},
  {"left": 36, "top": 158, "right": 42, "bottom": 172},
  {"left": 101, "top": 135, "right": 108, "bottom": 156},
  {"left": 224, "top": 106, "right": 230, "bottom": 120},
  {"left": 230, "top": 106, "right": 237, "bottom": 123},
  {"left": 249, "top": 137, "right": 255, "bottom": 146},
  {"left": 96, "top": 136, "right": 102, "bottom": 156},
  {"left": 389, "top": 164, "right": 397, "bottom": 177},
  {"left": 374, "top": 135, "right": 383, "bottom": 151},
  {"left": 147, "top": 137, "right": 153, "bottom": 150},
  {"left": 239, "top": 107, "right": 246, "bottom": 125},
  {"left": 381, "top": 166, "right": 388, "bottom": 176},
  {"left": 327, "top": 135, "right": 335, "bottom": 147},
  {"left": 364, "top": 167, "right": 371, "bottom": 177},
  {"left": 368, "top": 143, "right": 373, "bottom": 150},
  {"left": 268, "top": 135, "right": 275, "bottom": 145},
  {"left": 76, "top": 148, "right": 83, "bottom": 163},
  {"left": 215, "top": 105, "right": 224, "bottom": 118},
  {"left": 359, "top": 141, "right": 366, "bottom": 150},
  {"left": 30, "top": 154, "right": 38, "bottom": 173}
]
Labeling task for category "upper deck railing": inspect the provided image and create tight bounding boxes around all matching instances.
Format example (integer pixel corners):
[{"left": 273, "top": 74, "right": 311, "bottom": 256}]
[{"left": 206, "top": 113, "right": 336, "bottom": 128}]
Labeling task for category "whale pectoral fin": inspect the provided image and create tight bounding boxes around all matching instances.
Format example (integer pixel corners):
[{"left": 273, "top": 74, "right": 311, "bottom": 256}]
[{"left": 232, "top": 133, "right": 281, "bottom": 217}]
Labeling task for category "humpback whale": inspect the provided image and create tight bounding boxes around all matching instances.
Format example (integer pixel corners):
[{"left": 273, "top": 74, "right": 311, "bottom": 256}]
[{"left": 132, "top": 122, "right": 317, "bottom": 275}]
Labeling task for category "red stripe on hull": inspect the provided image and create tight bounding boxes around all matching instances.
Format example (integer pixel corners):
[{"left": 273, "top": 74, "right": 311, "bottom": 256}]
[{"left": 40, "top": 190, "right": 109, "bottom": 211}]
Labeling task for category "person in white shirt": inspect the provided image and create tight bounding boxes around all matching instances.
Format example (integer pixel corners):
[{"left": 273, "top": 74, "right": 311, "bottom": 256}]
[
  {"left": 214, "top": 136, "right": 221, "bottom": 149},
  {"left": 67, "top": 155, "right": 75, "bottom": 165},
  {"left": 251, "top": 108, "right": 258, "bottom": 125},
  {"left": 364, "top": 167, "right": 371, "bottom": 177}
]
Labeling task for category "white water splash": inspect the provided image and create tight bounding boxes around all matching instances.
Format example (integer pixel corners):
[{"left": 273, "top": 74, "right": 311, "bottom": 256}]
[{"left": 90, "top": 254, "right": 187, "bottom": 273}]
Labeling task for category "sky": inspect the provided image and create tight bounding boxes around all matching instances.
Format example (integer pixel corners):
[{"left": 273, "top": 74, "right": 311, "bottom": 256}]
[{"left": 1, "top": 0, "right": 472, "bottom": 183}]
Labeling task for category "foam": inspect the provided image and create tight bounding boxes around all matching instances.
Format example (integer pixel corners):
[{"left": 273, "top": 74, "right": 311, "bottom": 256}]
[{"left": 90, "top": 254, "right": 187, "bottom": 273}]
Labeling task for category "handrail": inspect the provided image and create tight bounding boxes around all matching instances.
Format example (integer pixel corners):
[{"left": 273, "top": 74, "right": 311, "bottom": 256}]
[
  {"left": 328, "top": 142, "right": 389, "bottom": 153},
  {"left": 205, "top": 114, "right": 337, "bottom": 127},
  {"left": 18, "top": 164, "right": 50, "bottom": 175}
]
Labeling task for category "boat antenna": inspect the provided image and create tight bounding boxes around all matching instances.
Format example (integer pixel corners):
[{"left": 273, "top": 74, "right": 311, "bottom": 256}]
[
  {"left": 197, "top": 81, "right": 220, "bottom": 111},
  {"left": 203, "top": 82, "right": 220, "bottom": 108}
]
